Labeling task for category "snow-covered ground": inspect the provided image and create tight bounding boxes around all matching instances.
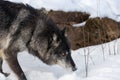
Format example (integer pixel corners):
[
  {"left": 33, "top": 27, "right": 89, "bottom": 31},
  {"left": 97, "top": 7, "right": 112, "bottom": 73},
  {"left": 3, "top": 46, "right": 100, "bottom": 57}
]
[
  {"left": 9, "top": 0, "right": 120, "bottom": 21},
  {"left": 1, "top": 0, "right": 120, "bottom": 80}
]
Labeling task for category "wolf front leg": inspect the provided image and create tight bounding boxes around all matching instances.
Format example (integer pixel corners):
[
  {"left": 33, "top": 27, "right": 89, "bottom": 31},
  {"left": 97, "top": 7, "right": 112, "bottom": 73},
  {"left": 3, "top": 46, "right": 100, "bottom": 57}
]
[
  {"left": 4, "top": 48, "right": 27, "bottom": 80},
  {"left": 0, "top": 50, "right": 9, "bottom": 77},
  {"left": 0, "top": 57, "right": 9, "bottom": 77}
]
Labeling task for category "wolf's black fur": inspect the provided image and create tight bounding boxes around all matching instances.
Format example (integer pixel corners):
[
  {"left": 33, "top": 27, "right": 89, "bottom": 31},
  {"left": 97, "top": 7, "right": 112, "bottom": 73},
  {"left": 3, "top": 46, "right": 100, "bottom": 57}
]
[{"left": 0, "top": 0, "right": 76, "bottom": 80}]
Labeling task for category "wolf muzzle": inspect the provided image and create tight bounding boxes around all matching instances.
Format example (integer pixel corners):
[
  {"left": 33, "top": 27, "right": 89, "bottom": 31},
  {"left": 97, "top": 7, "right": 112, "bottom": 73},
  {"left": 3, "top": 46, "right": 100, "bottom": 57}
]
[{"left": 72, "top": 66, "right": 77, "bottom": 71}]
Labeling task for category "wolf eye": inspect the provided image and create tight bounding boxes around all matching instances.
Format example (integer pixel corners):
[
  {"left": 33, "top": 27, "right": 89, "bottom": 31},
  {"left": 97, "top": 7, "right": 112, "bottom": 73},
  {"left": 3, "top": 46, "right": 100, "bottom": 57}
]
[{"left": 61, "top": 53, "right": 66, "bottom": 57}]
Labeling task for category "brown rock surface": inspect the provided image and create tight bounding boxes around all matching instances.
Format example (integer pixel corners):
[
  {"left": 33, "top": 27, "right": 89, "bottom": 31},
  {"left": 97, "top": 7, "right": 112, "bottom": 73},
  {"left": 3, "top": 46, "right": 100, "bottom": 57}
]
[
  {"left": 48, "top": 10, "right": 90, "bottom": 25},
  {"left": 48, "top": 11, "right": 120, "bottom": 50}
]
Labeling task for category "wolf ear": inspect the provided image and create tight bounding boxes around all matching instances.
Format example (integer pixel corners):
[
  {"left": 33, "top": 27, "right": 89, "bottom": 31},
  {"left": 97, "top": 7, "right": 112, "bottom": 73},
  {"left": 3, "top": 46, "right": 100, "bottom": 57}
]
[
  {"left": 61, "top": 27, "right": 66, "bottom": 35},
  {"left": 53, "top": 34, "right": 59, "bottom": 47},
  {"left": 53, "top": 34, "right": 57, "bottom": 41},
  {"left": 62, "top": 27, "right": 67, "bottom": 36}
]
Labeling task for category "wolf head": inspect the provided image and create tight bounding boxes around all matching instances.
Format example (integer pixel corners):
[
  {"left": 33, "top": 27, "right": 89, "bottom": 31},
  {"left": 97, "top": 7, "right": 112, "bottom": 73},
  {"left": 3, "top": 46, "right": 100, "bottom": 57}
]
[
  {"left": 45, "top": 27, "right": 77, "bottom": 71},
  {"left": 28, "top": 14, "right": 77, "bottom": 71}
]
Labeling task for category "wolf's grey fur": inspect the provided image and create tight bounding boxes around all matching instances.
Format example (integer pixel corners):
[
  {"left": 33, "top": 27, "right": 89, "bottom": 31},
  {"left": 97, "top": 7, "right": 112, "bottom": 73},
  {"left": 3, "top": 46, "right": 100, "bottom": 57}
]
[
  {"left": 0, "top": 0, "right": 77, "bottom": 80},
  {"left": 10, "top": 9, "right": 30, "bottom": 36}
]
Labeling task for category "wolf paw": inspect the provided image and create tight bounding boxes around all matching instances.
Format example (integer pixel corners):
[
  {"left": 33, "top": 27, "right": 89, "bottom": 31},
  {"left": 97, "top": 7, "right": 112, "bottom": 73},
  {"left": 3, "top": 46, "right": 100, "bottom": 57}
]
[
  {"left": 3, "top": 73, "right": 10, "bottom": 77},
  {"left": 19, "top": 73, "right": 27, "bottom": 80}
]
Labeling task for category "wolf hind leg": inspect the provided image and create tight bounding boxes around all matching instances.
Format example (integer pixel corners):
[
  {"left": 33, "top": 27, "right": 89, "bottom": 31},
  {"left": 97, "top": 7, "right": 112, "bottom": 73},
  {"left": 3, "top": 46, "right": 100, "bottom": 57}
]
[{"left": 0, "top": 57, "right": 9, "bottom": 77}]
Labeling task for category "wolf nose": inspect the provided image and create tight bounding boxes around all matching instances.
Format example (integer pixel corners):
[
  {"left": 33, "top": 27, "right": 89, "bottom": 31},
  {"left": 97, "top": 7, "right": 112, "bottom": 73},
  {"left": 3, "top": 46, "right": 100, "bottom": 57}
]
[{"left": 72, "top": 67, "right": 77, "bottom": 71}]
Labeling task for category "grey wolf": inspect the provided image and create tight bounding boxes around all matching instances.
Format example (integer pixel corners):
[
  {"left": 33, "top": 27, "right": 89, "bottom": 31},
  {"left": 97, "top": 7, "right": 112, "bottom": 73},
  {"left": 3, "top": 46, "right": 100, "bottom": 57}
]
[{"left": 0, "top": 0, "right": 77, "bottom": 80}]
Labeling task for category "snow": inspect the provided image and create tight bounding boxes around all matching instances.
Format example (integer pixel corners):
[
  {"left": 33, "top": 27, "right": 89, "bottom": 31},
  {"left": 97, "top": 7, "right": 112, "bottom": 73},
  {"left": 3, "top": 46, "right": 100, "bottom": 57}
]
[
  {"left": 8, "top": 0, "right": 120, "bottom": 21},
  {"left": 73, "top": 21, "right": 86, "bottom": 27},
  {"left": 1, "top": 0, "right": 120, "bottom": 80}
]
